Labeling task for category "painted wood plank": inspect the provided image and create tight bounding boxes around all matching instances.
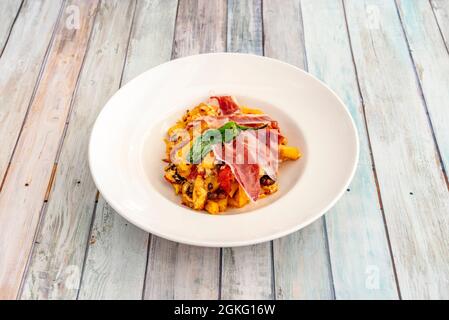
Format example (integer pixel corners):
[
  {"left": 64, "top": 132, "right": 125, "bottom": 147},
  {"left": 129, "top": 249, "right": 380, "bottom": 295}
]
[
  {"left": 431, "top": 0, "right": 449, "bottom": 50},
  {"left": 20, "top": 0, "right": 136, "bottom": 300},
  {"left": 78, "top": 196, "right": 149, "bottom": 300},
  {"left": 0, "top": 0, "right": 63, "bottom": 188},
  {"left": 143, "top": 0, "right": 226, "bottom": 300},
  {"left": 78, "top": 0, "right": 179, "bottom": 300},
  {"left": 220, "top": 0, "right": 272, "bottom": 300},
  {"left": 397, "top": 0, "right": 449, "bottom": 177},
  {"left": 0, "top": 0, "right": 98, "bottom": 300},
  {"left": 0, "top": 0, "right": 22, "bottom": 54},
  {"left": 263, "top": 0, "right": 334, "bottom": 300},
  {"left": 344, "top": 0, "right": 449, "bottom": 299},
  {"left": 301, "top": 0, "right": 398, "bottom": 299}
]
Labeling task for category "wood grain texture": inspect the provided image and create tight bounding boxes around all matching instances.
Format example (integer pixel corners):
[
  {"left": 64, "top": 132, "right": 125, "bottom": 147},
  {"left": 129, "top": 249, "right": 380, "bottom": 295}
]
[
  {"left": 221, "top": 0, "right": 272, "bottom": 300},
  {"left": 344, "top": 0, "right": 449, "bottom": 299},
  {"left": 0, "top": 0, "right": 98, "bottom": 300},
  {"left": 21, "top": 0, "right": 136, "bottom": 300},
  {"left": 78, "top": 197, "right": 148, "bottom": 300},
  {"left": 0, "top": 0, "right": 22, "bottom": 54},
  {"left": 396, "top": 0, "right": 449, "bottom": 177},
  {"left": 143, "top": 0, "right": 226, "bottom": 300},
  {"left": 263, "top": 0, "right": 334, "bottom": 300},
  {"left": 0, "top": 0, "right": 63, "bottom": 188},
  {"left": 431, "top": 0, "right": 449, "bottom": 51},
  {"left": 78, "top": 0, "right": 178, "bottom": 300},
  {"left": 302, "top": 0, "right": 398, "bottom": 299}
]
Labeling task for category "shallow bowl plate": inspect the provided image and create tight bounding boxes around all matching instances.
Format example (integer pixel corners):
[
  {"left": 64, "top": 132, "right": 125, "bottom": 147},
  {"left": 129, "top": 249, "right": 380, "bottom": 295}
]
[{"left": 89, "top": 53, "right": 359, "bottom": 247}]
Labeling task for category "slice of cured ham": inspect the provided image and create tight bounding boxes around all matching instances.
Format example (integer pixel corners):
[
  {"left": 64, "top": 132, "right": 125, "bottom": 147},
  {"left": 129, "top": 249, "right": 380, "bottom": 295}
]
[
  {"left": 197, "top": 114, "right": 277, "bottom": 129},
  {"left": 212, "top": 129, "right": 279, "bottom": 202},
  {"left": 211, "top": 96, "right": 240, "bottom": 115}
]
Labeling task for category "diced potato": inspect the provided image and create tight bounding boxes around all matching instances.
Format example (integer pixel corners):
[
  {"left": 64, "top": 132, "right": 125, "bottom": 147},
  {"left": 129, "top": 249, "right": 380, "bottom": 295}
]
[
  {"left": 205, "top": 200, "right": 220, "bottom": 214},
  {"left": 168, "top": 122, "right": 185, "bottom": 137},
  {"left": 172, "top": 184, "right": 182, "bottom": 194},
  {"left": 201, "top": 152, "right": 215, "bottom": 169},
  {"left": 204, "top": 174, "right": 219, "bottom": 192},
  {"left": 181, "top": 182, "right": 194, "bottom": 207},
  {"left": 176, "top": 161, "right": 191, "bottom": 179},
  {"left": 279, "top": 145, "right": 301, "bottom": 160},
  {"left": 192, "top": 176, "right": 207, "bottom": 210},
  {"left": 217, "top": 198, "right": 228, "bottom": 212},
  {"left": 228, "top": 186, "right": 250, "bottom": 208},
  {"left": 241, "top": 106, "right": 264, "bottom": 114}
]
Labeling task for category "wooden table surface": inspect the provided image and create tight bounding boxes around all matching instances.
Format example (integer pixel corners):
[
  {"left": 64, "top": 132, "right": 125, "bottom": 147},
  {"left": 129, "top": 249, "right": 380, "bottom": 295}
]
[{"left": 0, "top": 0, "right": 448, "bottom": 300}]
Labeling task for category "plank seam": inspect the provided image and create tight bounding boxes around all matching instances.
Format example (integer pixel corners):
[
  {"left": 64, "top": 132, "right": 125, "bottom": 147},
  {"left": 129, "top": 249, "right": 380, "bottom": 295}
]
[
  {"left": 429, "top": 0, "right": 449, "bottom": 55},
  {"left": 298, "top": 0, "right": 335, "bottom": 299},
  {"left": 218, "top": 247, "right": 223, "bottom": 300},
  {"left": 54, "top": 1, "right": 102, "bottom": 164},
  {"left": 0, "top": 0, "right": 66, "bottom": 191},
  {"left": 218, "top": 0, "right": 229, "bottom": 301},
  {"left": 137, "top": 0, "right": 179, "bottom": 300},
  {"left": 341, "top": 0, "right": 402, "bottom": 299},
  {"left": 73, "top": 0, "right": 139, "bottom": 299},
  {"left": 322, "top": 216, "right": 336, "bottom": 299},
  {"left": 16, "top": 201, "right": 49, "bottom": 299},
  {"left": 170, "top": 0, "right": 181, "bottom": 60},
  {"left": 394, "top": 0, "right": 449, "bottom": 190},
  {"left": 17, "top": 0, "right": 102, "bottom": 299},
  {"left": 76, "top": 192, "right": 100, "bottom": 300},
  {"left": 259, "top": 0, "right": 276, "bottom": 301},
  {"left": 141, "top": 234, "right": 152, "bottom": 300},
  {"left": 13, "top": 0, "right": 68, "bottom": 298},
  {"left": 0, "top": 0, "right": 24, "bottom": 59}
]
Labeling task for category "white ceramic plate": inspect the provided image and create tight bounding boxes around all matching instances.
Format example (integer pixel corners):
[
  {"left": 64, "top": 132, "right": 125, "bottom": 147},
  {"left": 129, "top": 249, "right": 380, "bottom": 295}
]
[{"left": 89, "top": 53, "right": 358, "bottom": 247}]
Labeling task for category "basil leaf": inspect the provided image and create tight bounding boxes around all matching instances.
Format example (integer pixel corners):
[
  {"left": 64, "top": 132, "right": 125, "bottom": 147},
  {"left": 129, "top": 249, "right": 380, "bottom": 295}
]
[{"left": 187, "top": 121, "right": 267, "bottom": 164}]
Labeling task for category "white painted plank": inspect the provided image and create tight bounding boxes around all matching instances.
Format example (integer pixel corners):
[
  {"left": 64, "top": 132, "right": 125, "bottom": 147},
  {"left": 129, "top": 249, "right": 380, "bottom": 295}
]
[
  {"left": 79, "top": 197, "right": 149, "bottom": 300},
  {"left": 0, "top": 0, "right": 63, "bottom": 188},
  {"left": 78, "top": 0, "right": 179, "bottom": 300},
  {"left": 397, "top": 0, "right": 449, "bottom": 177},
  {"left": 0, "top": 0, "right": 22, "bottom": 54},
  {"left": 21, "top": 0, "right": 136, "bottom": 300},
  {"left": 431, "top": 0, "right": 449, "bottom": 50},
  {"left": 221, "top": 0, "right": 273, "bottom": 300},
  {"left": 344, "top": 0, "right": 449, "bottom": 299},
  {"left": 146, "top": 238, "right": 220, "bottom": 299},
  {"left": 301, "top": 0, "right": 398, "bottom": 299},
  {"left": 143, "top": 0, "right": 226, "bottom": 300},
  {"left": 263, "top": 0, "right": 334, "bottom": 300},
  {"left": 0, "top": 0, "right": 98, "bottom": 300}
]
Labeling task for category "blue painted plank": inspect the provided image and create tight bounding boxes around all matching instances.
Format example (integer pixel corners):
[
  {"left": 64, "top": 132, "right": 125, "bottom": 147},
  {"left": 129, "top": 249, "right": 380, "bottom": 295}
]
[
  {"left": 301, "top": 0, "right": 398, "bottom": 299},
  {"left": 345, "top": 0, "right": 449, "bottom": 299}
]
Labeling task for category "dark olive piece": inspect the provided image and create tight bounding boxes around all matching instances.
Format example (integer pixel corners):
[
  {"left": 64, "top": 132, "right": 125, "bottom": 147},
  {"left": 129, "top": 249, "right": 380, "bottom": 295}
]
[
  {"left": 186, "top": 184, "right": 193, "bottom": 196},
  {"left": 208, "top": 192, "right": 218, "bottom": 200},
  {"left": 260, "top": 175, "right": 275, "bottom": 186},
  {"left": 173, "top": 173, "right": 186, "bottom": 184},
  {"left": 217, "top": 191, "right": 227, "bottom": 199}
]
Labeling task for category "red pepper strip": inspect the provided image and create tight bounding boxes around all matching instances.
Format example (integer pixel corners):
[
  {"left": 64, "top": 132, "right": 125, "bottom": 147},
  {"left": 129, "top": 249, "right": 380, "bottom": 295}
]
[{"left": 217, "top": 165, "right": 233, "bottom": 194}]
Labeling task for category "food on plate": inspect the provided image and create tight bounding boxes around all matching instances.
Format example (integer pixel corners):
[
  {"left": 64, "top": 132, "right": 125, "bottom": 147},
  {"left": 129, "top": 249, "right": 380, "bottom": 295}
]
[{"left": 163, "top": 96, "right": 301, "bottom": 214}]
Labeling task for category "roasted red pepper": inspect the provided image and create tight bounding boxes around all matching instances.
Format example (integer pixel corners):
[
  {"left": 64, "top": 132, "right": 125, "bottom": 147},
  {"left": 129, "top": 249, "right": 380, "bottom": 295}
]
[{"left": 218, "top": 165, "right": 233, "bottom": 194}]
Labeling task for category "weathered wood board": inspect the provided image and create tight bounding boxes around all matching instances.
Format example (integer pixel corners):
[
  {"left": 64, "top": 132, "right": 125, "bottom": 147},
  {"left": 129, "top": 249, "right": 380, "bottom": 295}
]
[
  {"left": 344, "top": 0, "right": 449, "bottom": 299},
  {"left": 0, "top": 0, "right": 98, "bottom": 299},
  {"left": 79, "top": 0, "right": 179, "bottom": 300},
  {"left": 144, "top": 0, "right": 226, "bottom": 300},
  {"left": 21, "top": 0, "right": 136, "bottom": 300}
]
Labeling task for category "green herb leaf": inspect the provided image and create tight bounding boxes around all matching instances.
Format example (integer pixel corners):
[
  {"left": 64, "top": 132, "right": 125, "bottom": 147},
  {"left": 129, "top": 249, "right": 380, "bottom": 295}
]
[{"left": 187, "top": 121, "right": 267, "bottom": 163}]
